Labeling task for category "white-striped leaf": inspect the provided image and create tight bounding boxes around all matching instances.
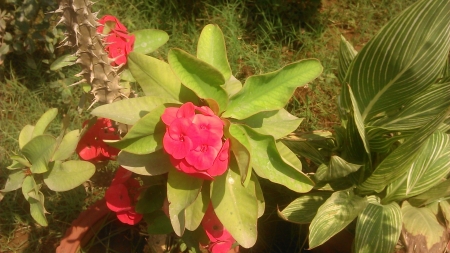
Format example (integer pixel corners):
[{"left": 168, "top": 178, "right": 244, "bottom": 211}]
[
  {"left": 409, "top": 179, "right": 450, "bottom": 207},
  {"left": 357, "top": 108, "right": 450, "bottom": 193},
  {"left": 347, "top": 85, "right": 370, "bottom": 155},
  {"left": 341, "top": 0, "right": 450, "bottom": 122},
  {"left": 369, "top": 82, "right": 450, "bottom": 132},
  {"left": 337, "top": 35, "right": 357, "bottom": 86},
  {"left": 401, "top": 201, "right": 447, "bottom": 252},
  {"left": 315, "top": 155, "right": 361, "bottom": 182},
  {"left": 309, "top": 189, "right": 367, "bottom": 249},
  {"left": 355, "top": 197, "right": 402, "bottom": 253},
  {"left": 278, "top": 191, "right": 332, "bottom": 224},
  {"left": 383, "top": 132, "right": 450, "bottom": 203}
]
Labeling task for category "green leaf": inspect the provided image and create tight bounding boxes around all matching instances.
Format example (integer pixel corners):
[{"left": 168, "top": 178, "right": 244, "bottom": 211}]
[
  {"left": 136, "top": 185, "right": 166, "bottom": 214},
  {"left": 223, "top": 75, "right": 242, "bottom": 98},
  {"left": 22, "top": 135, "right": 57, "bottom": 174},
  {"left": 52, "top": 130, "right": 80, "bottom": 161},
  {"left": 223, "top": 59, "right": 322, "bottom": 120},
  {"left": 197, "top": 24, "right": 231, "bottom": 80},
  {"left": 315, "top": 156, "right": 361, "bottom": 182},
  {"left": 22, "top": 175, "right": 38, "bottom": 201},
  {"left": 145, "top": 210, "right": 173, "bottom": 234},
  {"left": 409, "top": 179, "right": 450, "bottom": 207},
  {"left": 309, "top": 189, "right": 368, "bottom": 249},
  {"left": 238, "top": 109, "right": 302, "bottom": 139},
  {"left": 117, "top": 150, "right": 171, "bottom": 176},
  {"left": 354, "top": 198, "right": 402, "bottom": 253},
  {"left": 9, "top": 155, "right": 31, "bottom": 168},
  {"left": 167, "top": 167, "right": 203, "bottom": 236},
  {"left": 28, "top": 191, "right": 48, "bottom": 226},
  {"left": 106, "top": 105, "right": 166, "bottom": 154},
  {"left": 383, "top": 132, "right": 450, "bottom": 203},
  {"left": 91, "top": 96, "right": 178, "bottom": 125},
  {"left": 227, "top": 122, "right": 252, "bottom": 185},
  {"left": 253, "top": 174, "right": 265, "bottom": 218},
  {"left": 120, "top": 68, "right": 136, "bottom": 82},
  {"left": 357, "top": 108, "right": 450, "bottom": 193},
  {"left": 337, "top": 35, "right": 357, "bottom": 85},
  {"left": 235, "top": 124, "right": 314, "bottom": 193},
  {"left": 340, "top": 0, "right": 450, "bottom": 121},
  {"left": 281, "top": 138, "right": 327, "bottom": 166},
  {"left": 278, "top": 191, "right": 332, "bottom": 224},
  {"left": 18, "top": 125, "right": 34, "bottom": 149},
  {"left": 50, "top": 54, "right": 77, "bottom": 71},
  {"left": 401, "top": 201, "right": 447, "bottom": 252},
  {"left": 128, "top": 52, "right": 197, "bottom": 102},
  {"left": 0, "top": 169, "right": 26, "bottom": 193},
  {"left": 276, "top": 141, "right": 303, "bottom": 172},
  {"left": 185, "top": 182, "right": 210, "bottom": 231},
  {"left": 131, "top": 29, "right": 169, "bottom": 55},
  {"left": 211, "top": 157, "right": 258, "bottom": 248},
  {"left": 168, "top": 48, "right": 228, "bottom": 111},
  {"left": 32, "top": 108, "right": 58, "bottom": 138},
  {"left": 43, "top": 160, "right": 95, "bottom": 192},
  {"left": 347, "top": 85, "right": 370, "bottom": 155}
]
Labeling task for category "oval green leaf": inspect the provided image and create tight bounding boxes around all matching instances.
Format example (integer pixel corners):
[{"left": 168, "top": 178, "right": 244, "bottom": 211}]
[
  {"left": 132, "top": 29, "right": 169, "bottom": 55},
  {"left": 43, "top": 160, "right": 95, "bottom": 192}
]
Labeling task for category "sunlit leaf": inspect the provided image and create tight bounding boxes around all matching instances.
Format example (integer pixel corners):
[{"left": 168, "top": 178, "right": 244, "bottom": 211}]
[
  {"left": 132, "top": 29, "right": 169, "bottom": 55},
  {"left": 28, "top": 191, "right": 48, "bottom": 226},
  {"left": 168, "top": 48, "right": 228, "bottom": 112},
  {"left": 401, "top": 201, "right": 447, "bottom": 252},
  {"left": 18, "top": 125, "right": 34, "bottom": 149},
  {"left": 309, "top": 189, "right": 367, "bottom": 249},
  {"left": 167, "top": 167, "right": 203, "bottom": 236},
  {"left": 223, "top": 59, "right": 322, "bottom": 120},
  {"left": 91, "top": 96, "right": 178, "bottom": 125},
  {"left": 52, "top": 130, "right": 80, "bottom": 161},
  {"left": 355, "top": 197, "right": 402, "bottom": 253},
  {"left": 106, "top": 105, "right": 166, "bottom": 154},
  {"left": 211, "top": 158, "right": 258, "bottom": 248},
  {"left": 32, "top": 108, "right": 57, "bottom": 138},
  {"left": 278, "top": 191, "right": 332, "bottom": 224},
  {"left": 43, "top": 160, "right": 95, "bottom": 192},
  {"left": 409, "top": 179, "right": 450, "bottom": 207},
  {"left": 185, "top": 182, "right": 210, "bottom": 231},
  {"left": 315, "top": 156, "right": 361, "bottom": 182},
  {"left": 22, "top": 135, "right": 56, "bottom": 174},
  {"left": 197, "top": 24, "right": 231, "bottom": 80},
  {"left": 0, "top": 169, "right": 26, "bottom": 194}
]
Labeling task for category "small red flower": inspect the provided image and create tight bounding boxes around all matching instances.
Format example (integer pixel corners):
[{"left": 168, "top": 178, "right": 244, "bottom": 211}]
[
  {"left": 97, "top": 15, "right": 135, "bottom": 66},
  {"left": 76, "top": 118, "right": 120, "bottom": 162},
  {"left": 202, "top": 204, "right": 235, "bottom": 253},
  {"left": 105, "top": 167, "right": 143, "bottom": 225}
]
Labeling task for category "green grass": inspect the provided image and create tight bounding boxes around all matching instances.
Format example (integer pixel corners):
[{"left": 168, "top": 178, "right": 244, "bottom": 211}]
[{"left": 0, "top": 0, "right": 418, "bottom": 252}]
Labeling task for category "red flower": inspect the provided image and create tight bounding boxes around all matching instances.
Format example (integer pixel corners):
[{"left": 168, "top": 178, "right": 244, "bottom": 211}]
[
  {"left": 161, "top": 103, "right": 230, "bottom": 180},
  {"left": 96, "top": 15, "right": 135, "bottom": 66},
  {"left": 76, "top": 118, "right": 120, "bottom": 162},
  {"left": 202, "top": 204, "right": 235, "bottom": 253},
  {"left": 105, "top": 167, "right": 143, "bottom": 225}
]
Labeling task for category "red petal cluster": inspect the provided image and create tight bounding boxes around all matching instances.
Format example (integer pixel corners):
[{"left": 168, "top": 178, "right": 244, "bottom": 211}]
[
  {"left": 105, "top": 166, "right": 143, "bottom": 225},
  {"left": 97, "top": 15, "right": 135, "bottom": 66},
  {"left": 161, "top": 102, "right": 230, "bottom": 180},
  {"left": 202, "top": 204, "right": 236, "bottom": 253},
  {"left": 76, "top": 118, "right": 120, "bottom": 162}
]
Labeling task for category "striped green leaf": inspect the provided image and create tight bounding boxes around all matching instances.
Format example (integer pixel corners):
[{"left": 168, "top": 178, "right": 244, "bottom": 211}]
[
  {"left": 337, "top": 35, "right": 357, "bottom": 86},
  {"left": 357, "top": 108, "right": 450, "bottom": 193},
  {"left": 278, "top": 191, "right": 332, "bottom": 224},
  {"left": 409, "top": 179, "right": 450, "bottom": 207},
  {"left": 383, "top": 132, "right": 450, "bottom": 203},
  {"left": 354, "top": 197, "right": 402, "bottom": 253},
  {"left": 401, "top": 201, "right": 447, "bottom": 252},
  {"left": 340, "top": 0, "right": 450, "bottom": 122},
  {"left": 315, "top": 155, "right": 361, "bottom": 182},
  {"left": 309, "top": 189, "right": 367, "bottom": 249}
]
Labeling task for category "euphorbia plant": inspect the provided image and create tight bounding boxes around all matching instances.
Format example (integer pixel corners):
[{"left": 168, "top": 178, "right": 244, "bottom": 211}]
[
  {"left": 279, "top": 0, "right": 450, "bottom": 252},
  {"left": 90, "top": 23, "right": 322, "bottom": 250}
]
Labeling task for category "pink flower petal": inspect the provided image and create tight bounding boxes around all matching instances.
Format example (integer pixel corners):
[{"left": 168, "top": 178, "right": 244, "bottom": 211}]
[
  {"left": 208, "top": 139, "right": 230, "bottom": 178},
  {"left": 105, "top": 184, "right": 132, "bottom": 213},
  {"left": 185, "top": 133, "right": 222, "bottom": 170},
  {"left": 202, "top": 204, "right": 234, "bottom": 242},
  {"left": 116, "top": 208, "right": 143, "bottom": 225},
  {"left": 209, "top": 241, "right": 234, "bottom": 253},
  {"left": 192, "top": 114, "right": 224, "bottom": 138},
  {"left": 161, "top": 107, "right": 179, "bottom": 125},
  {"left": 170, "top": 157, "right": 213, "bottom": 180},
  {"left": 176, "top": 102, "right": 196, "bottom": 120},
  {"left": 111, "top": 167, "right": 132, "bottom": 185},
  {"left": 195, "top": 106, "right": 215, "bottom": 116}
]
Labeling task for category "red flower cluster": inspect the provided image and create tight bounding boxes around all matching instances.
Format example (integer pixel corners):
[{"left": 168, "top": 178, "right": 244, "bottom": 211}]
[
  {"left": 76, "top": 118, "right": 120, "bottom": 162},
  {"left": 105, "top": 167, "right": 143, "bottom": 225},
  {"left": 161, "top": 102, "right": 230, "bottom": 180},
  {"left": 97, "top": 15, "right": 135, "bottom": 66},
  {"left": 202, "top": 204, "right": 236, "bottom": 253}
]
